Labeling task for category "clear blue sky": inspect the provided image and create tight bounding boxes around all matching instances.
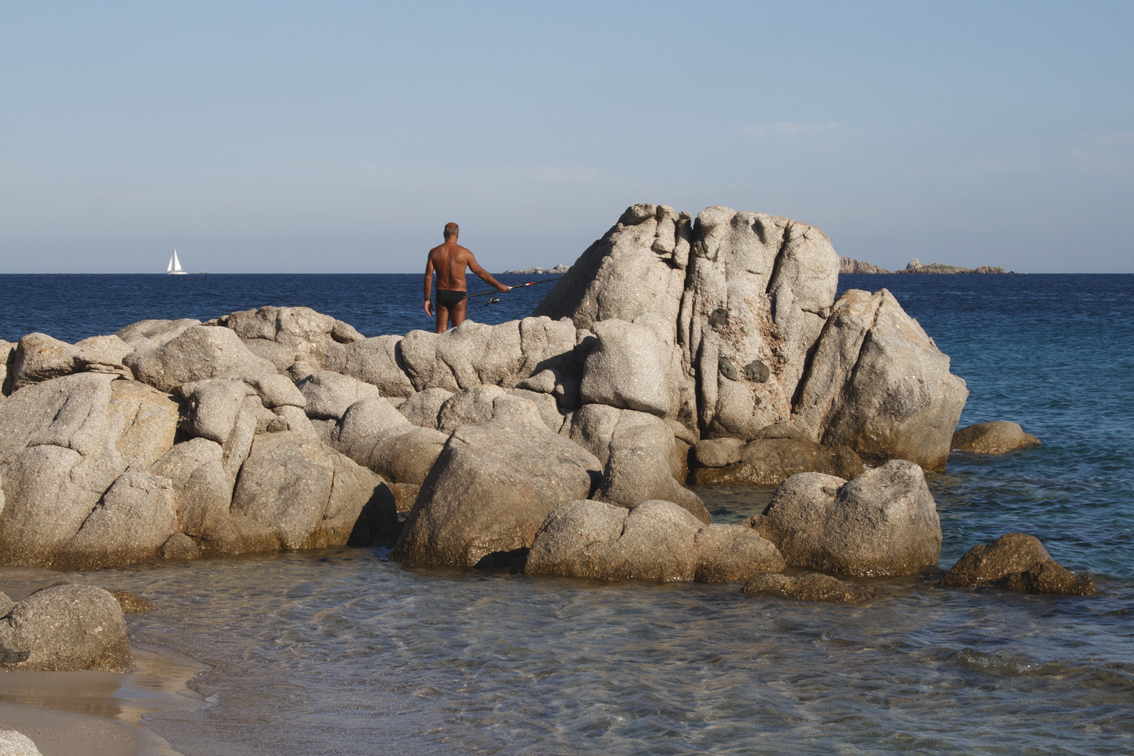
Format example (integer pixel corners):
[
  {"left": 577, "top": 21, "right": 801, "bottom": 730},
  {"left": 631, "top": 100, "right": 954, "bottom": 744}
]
[{"left": 2, "top": 1, "right": 1131, "bottom": 274}]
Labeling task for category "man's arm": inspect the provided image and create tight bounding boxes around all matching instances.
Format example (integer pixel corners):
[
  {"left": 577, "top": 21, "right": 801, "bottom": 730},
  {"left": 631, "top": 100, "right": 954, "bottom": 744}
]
[
  {"left": 423, "top": 256, "right": 434, "bottom": 317},
  {"left": 467, "top": 253, "right": 510, "bottom": 293}
]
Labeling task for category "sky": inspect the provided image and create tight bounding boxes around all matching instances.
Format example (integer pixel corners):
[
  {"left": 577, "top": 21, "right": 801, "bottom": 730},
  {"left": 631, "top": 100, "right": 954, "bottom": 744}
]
[{"left": 1, "top": 0, "right": 1131, "bottom": 274}]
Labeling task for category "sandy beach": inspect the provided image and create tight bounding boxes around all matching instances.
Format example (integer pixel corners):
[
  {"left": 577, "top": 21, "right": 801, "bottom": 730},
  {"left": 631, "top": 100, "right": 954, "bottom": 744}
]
[{"left": 0, "top": 645, "right": 204, "bottom": 756}]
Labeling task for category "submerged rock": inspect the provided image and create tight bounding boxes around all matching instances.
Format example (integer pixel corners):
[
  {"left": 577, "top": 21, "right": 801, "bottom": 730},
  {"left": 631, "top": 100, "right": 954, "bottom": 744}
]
[
  {"left": 942, "top": 533, "right": 1096, "bottom": 596},
  {"left": 742, "top": 572, "right": 875, "bottom": 603},
  {"left": 951, "top": 421, "right": 1040, "bottom": 454}
]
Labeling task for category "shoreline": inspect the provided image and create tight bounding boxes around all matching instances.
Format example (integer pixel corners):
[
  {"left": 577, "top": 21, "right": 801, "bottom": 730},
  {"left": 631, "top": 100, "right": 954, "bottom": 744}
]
[{"left": 0, "top": 643, "right": 206, "bottom": 756}]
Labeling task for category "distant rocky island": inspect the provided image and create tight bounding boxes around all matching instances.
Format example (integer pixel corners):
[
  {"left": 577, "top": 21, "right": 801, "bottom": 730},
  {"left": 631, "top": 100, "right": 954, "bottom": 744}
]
[
  {"left": 897, "top": 258, "right": 1008, "bottom": 275},
  {"left": 839, "top": 256, "right": 1008, "bottom": 275},
  {"left": 839, "top": 257, "right": 891, "bottom": 274},
  {"left": 502, "top": 264, "right": 569, "bottom": 275}
]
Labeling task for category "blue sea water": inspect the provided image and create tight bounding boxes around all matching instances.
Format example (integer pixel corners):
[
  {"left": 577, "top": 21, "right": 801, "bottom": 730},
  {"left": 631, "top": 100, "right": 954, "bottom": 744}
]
[{"left": 0, "top": 272, "right": 1131, "bottom": 755}]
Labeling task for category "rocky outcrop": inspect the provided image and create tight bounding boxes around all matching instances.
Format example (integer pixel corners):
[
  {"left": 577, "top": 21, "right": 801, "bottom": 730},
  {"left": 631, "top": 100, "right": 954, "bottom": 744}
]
[
  {"left": 742, "top": 572, "right": 875, "bottom": 603},
  {"left": 0, "top": 203, "right": 975, "bottom": 573},
  {"left": 435, "top": 385, "right": 546, "bottom": 432},
  {"left": 0, "top": 362, "right": 396, "bottom": 568},
  {"left": 750, "top": 460, "right": 941, "bottom": 577},
  {"left": 952, "top": 421, "right": 1040, "bottom": 454},
  {"left": 125, "top": 325, "right": 277, "bottom": 392},
  {"left": 113, "top": 318, "right": 200, "bottom": 353},
  {"left": 579, "top": 317, "right": 682, "bottom": 420},
  {"left": 216, "top": 306, "right": 365, "bottom": 380},
  {"left": 535, "top": 204, "right": 693, "bottom": 333},
  {"left": 941, "top": 533, "right": 1096, "bottom": 596},
  {"left": 526, "top": 499, "right": 784, "bottom": 583},
  {"left": 393, "top": 421, "right": 601, "bottom": 568},
  {"left": 536, "top": 203, "right": 966, "bottom": 472},
  {"left": 839, "top": 257, "right": 890, "bottom": 274},
  {"left": 399, "top": 317, "right": 577, "bottom": 393},
  {"left": 0, "top": 340, "right": 14, "bottom": 398},
  {"left": 690, "top": 435, "right": 863, "bottom": 486},
  {"left": 680, "top": 208, "right": 839, "bottom": 439},
  {"left": 7, "top": 333, "right": 132, "bottom": 391},
  {"left": 322, "top": 335, "right": 416, "bottom": 398},
  {"left": 295, "top": 370, "right": 384, "bottom": 420},
  {"left": 0, "top": 584, "right": 133, "bottom": 672}
]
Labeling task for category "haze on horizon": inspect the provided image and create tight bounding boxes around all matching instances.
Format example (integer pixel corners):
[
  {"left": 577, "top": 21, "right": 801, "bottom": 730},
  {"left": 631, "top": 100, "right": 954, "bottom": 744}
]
[{"left": 1, "top": 1, "right": 1131, "bottom": 275}]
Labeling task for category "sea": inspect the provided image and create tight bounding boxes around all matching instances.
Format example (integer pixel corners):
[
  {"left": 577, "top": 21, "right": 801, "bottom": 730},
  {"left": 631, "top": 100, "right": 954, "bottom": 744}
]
[{"left": 0, "top": 272, "right": 1131, "bottom": 755}]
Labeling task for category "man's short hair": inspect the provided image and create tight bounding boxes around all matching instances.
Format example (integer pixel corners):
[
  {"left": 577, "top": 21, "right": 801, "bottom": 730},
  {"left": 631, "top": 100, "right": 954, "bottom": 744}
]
[{"left": 444, "top": 223, "right": 459, "bottom": 239}]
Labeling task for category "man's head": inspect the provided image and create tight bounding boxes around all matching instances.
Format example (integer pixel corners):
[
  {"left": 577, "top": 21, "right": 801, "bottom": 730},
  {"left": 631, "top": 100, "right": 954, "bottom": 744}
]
[{"left": 444, "top": 222, "right": 459, "bottom": 239}]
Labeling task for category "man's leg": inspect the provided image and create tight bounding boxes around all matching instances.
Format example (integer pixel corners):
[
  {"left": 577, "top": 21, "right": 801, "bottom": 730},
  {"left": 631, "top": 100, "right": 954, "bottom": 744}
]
[
  {"left": 450, "top": 298, "right": 469, "bottom": 328},
  {"left": 435, "top": 305, "right": 449, "bottom": 333}
]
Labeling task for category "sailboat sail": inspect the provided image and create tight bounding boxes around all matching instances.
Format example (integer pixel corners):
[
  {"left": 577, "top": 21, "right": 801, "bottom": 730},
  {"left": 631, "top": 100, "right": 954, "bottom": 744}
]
[{"left": 167, "top": 249, "right": 188, "bottom": 275}]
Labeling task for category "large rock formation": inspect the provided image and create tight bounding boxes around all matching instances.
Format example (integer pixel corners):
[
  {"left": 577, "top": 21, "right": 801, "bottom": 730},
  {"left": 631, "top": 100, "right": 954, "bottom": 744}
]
[
  {"left": 0, "top": 203, "right": 972, "bottom": 572},
  {"left": 536, "top": 203, "right": 967, "bottom": 472}
]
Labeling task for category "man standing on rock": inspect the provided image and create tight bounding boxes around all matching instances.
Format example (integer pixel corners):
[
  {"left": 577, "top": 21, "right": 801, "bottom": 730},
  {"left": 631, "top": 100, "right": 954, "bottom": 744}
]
[{"left": 425, "top": 222, "right": 510, "bottom": 333}]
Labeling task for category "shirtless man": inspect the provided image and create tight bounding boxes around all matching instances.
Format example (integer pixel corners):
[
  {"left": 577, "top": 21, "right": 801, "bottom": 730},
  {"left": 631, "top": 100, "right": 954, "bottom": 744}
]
[{"left": 424, "top": 222, "right": 510, "bottom": 333}]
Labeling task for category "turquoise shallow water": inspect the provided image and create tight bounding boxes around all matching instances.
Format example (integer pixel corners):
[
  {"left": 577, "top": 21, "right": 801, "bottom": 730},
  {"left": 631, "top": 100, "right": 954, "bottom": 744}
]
[{"left": 0, "top": 273, "right": 1131, "bottom": 755}]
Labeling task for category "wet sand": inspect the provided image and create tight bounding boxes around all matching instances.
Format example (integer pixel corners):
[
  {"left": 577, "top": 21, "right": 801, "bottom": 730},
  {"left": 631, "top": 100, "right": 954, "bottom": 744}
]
[{"left": 0, "top": 646, "right": 205, "bottom": 756}]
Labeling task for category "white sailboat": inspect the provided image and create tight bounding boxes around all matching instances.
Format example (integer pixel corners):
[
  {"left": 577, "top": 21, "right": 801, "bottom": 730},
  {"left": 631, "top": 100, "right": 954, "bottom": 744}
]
[{"left": 166, "top": 249, "right": 188, "bottom": 275}]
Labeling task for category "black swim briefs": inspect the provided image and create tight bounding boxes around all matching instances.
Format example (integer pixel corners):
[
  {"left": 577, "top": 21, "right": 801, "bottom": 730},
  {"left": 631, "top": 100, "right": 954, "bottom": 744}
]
[{"left": 436, "top": 289, "right": 467, "bottom": 308}]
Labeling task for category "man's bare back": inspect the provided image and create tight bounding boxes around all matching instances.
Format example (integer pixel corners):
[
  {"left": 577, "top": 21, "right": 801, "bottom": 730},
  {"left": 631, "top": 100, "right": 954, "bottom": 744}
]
[{"left": 424, "top": 223, "right": 509, "bottom": 333}]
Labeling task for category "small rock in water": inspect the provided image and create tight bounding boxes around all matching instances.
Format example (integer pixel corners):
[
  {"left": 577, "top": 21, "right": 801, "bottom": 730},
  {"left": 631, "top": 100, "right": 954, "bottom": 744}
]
[
  {"left": 110, "top": 589, "right": 156, "bottom": 613},
  {"left": 941, "top": 533, "right": 1096, "bottom": 596},
  {"left": 951, "top": 421, "right": 1040, "bottom": 454}
]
